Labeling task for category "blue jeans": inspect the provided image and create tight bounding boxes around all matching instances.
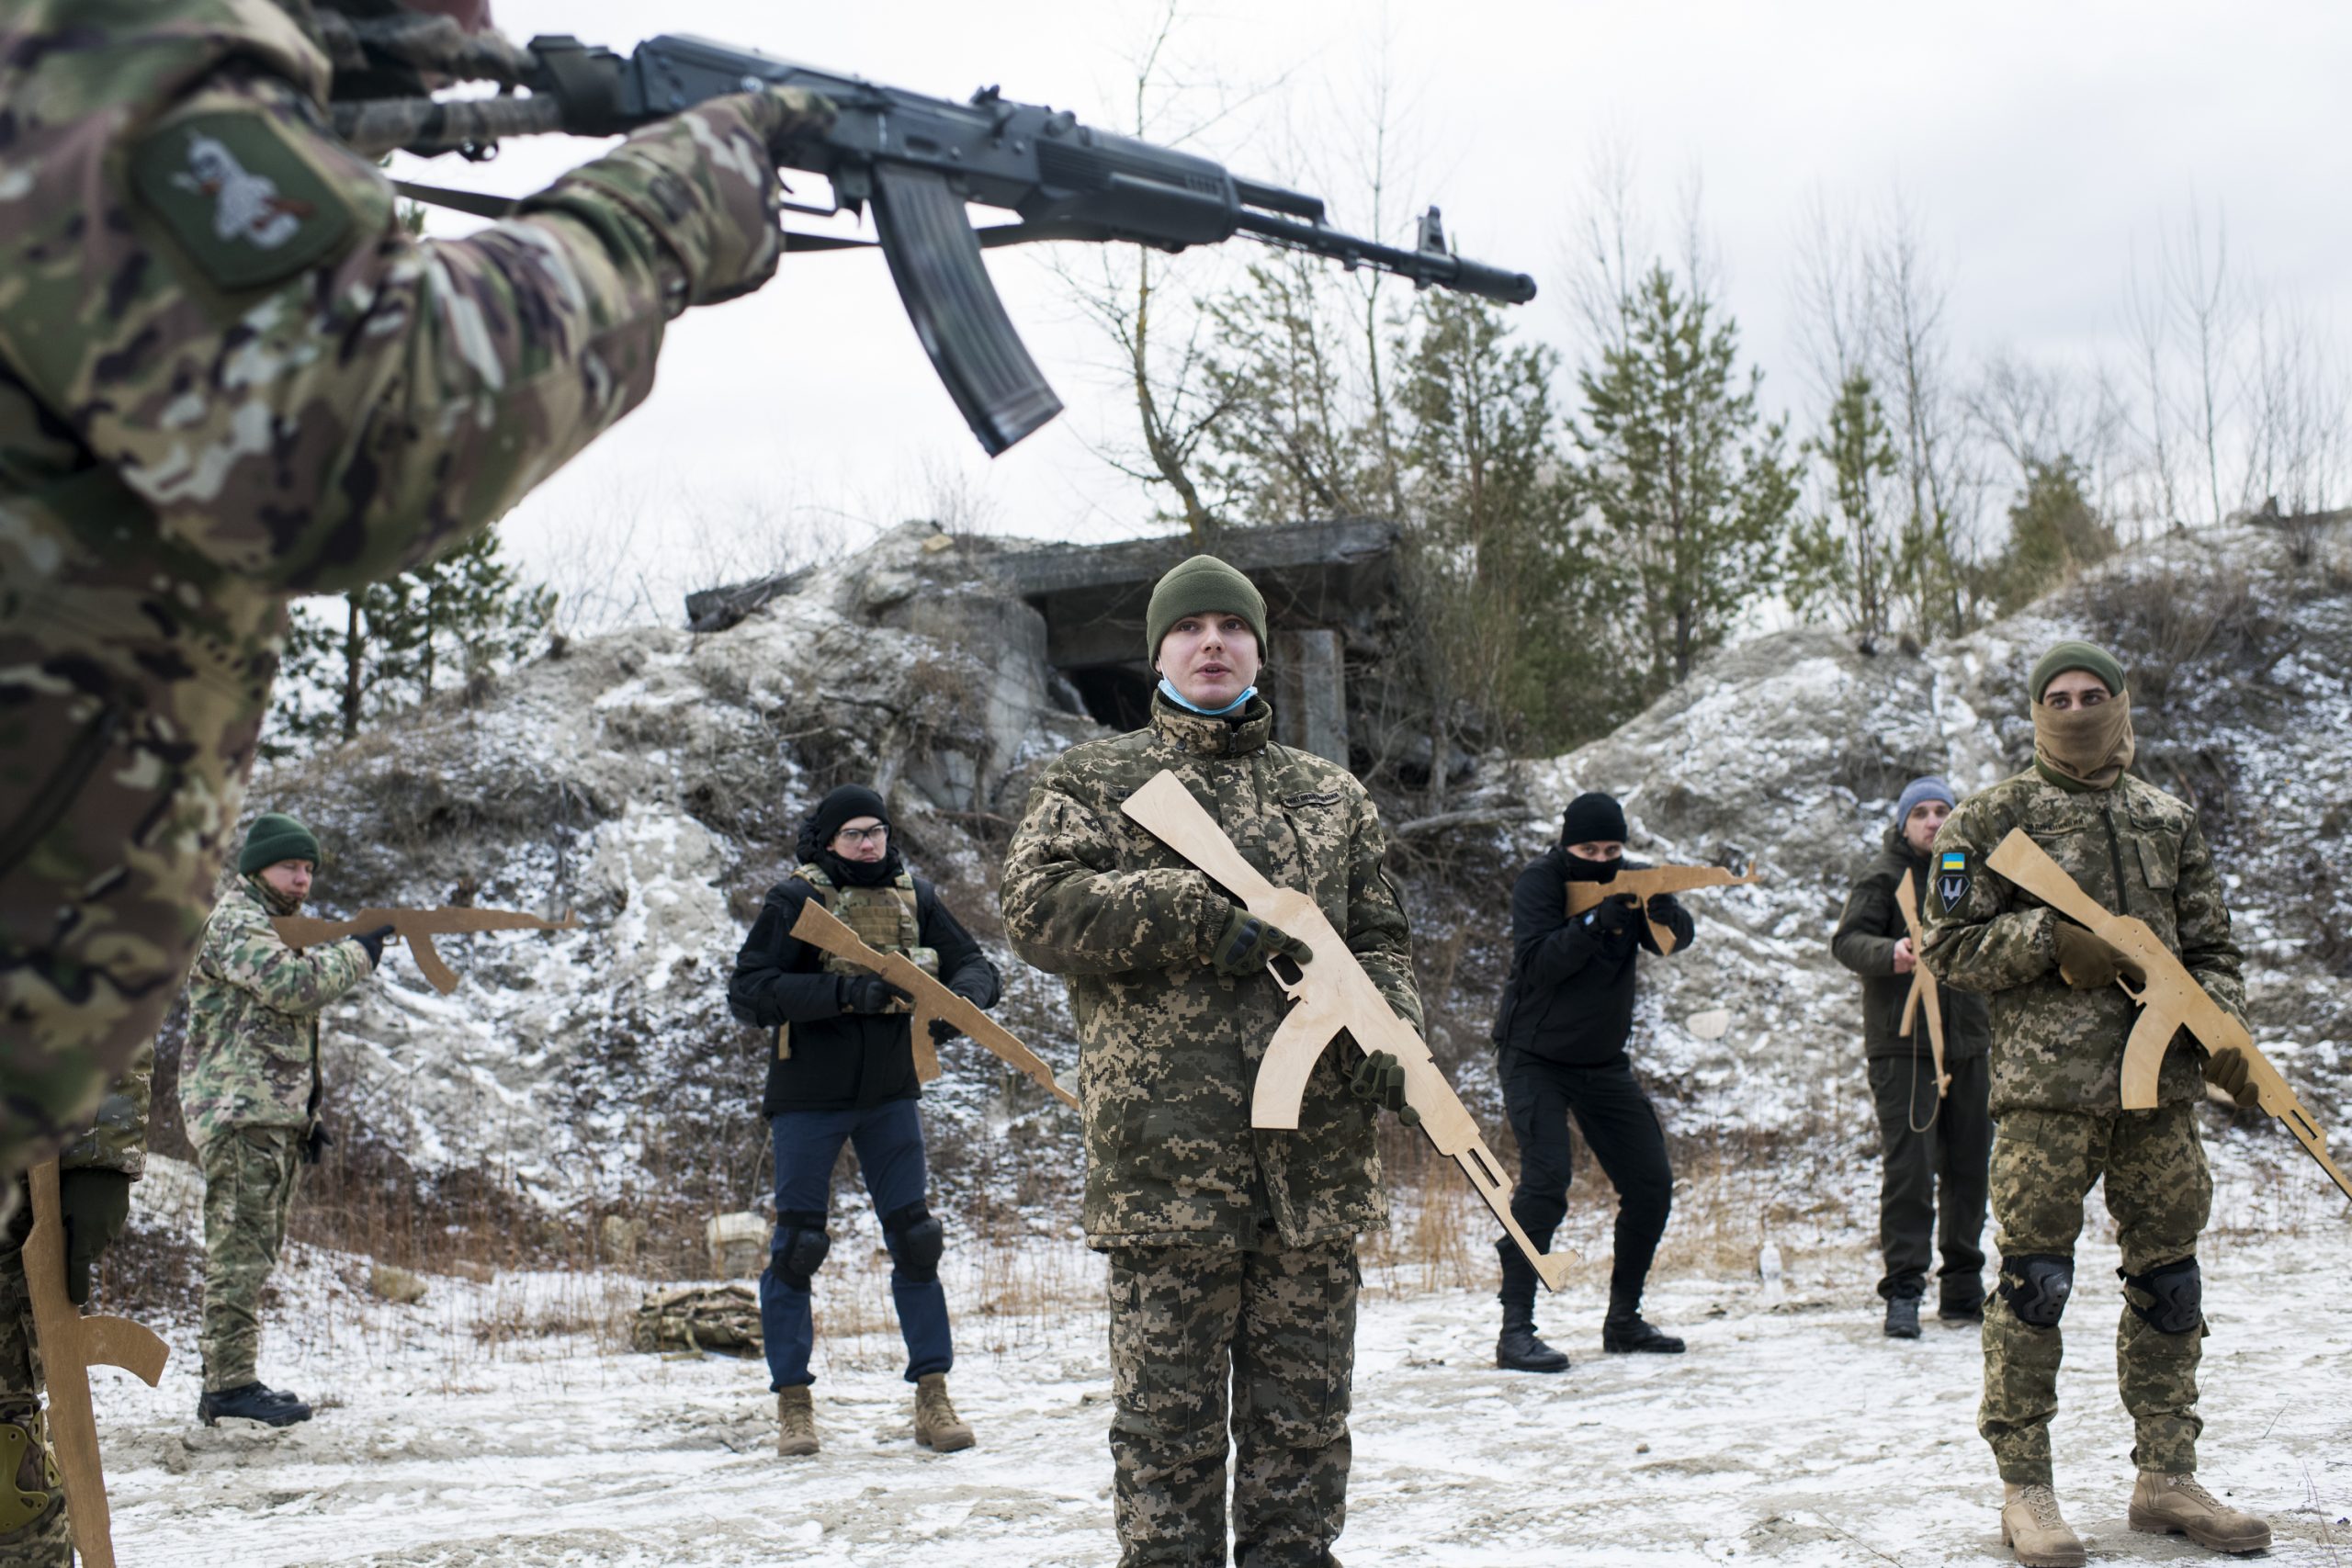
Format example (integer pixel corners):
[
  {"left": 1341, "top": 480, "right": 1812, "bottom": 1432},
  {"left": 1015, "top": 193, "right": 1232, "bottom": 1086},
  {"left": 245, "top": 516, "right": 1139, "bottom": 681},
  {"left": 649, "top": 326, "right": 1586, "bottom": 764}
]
[{"left": 761, "top": 1098, "right": 953, "bottom": 1390}]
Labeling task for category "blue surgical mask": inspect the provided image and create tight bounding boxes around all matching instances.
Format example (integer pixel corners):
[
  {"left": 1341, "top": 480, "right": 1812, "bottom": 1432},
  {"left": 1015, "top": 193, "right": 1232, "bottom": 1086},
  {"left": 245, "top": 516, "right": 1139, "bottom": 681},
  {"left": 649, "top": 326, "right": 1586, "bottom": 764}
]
[{"left": 1158, "top": 676, "right": 1258, "bottom": 716}]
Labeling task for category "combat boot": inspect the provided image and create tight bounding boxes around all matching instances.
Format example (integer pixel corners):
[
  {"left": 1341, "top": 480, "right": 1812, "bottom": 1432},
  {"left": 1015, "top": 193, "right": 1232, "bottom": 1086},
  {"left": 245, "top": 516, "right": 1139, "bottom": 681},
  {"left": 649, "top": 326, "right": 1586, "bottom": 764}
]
[
  {"left": 2128, "top": 1471, "right": 2271, "bottom": 1553},
  {"left": 1883, "top": 1293, "right": 1921, "bottom": 1338},
  {"left": 913, "top": 1372, "right": 973, "bottom": 1451},
  {"left": 1602, "top": 1289, "right": 1685, "bottom": 1354},
  {"left": 197, "top": 1382, "right": 311, "bottom": 1427},
  {"left": 1496, "top": 1303, "right": 1569, "bottom": 1372},
  {"left": 775, "top": 1385, "right": 818, "bottom": 1457},
  {"left": 2000, "top": 1482, "right": 2086, "bottom": 1568}
]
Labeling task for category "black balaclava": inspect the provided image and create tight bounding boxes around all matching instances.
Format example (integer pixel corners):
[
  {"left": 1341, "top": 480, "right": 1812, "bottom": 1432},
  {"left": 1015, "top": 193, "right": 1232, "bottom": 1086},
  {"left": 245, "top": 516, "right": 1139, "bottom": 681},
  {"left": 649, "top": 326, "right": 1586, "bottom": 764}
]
[
  {"left": 796, "top": 784, "right": 900, "bottom": 888},
  {"left": 1558, "top": 792, "right": 1628, "bottom": 883}
]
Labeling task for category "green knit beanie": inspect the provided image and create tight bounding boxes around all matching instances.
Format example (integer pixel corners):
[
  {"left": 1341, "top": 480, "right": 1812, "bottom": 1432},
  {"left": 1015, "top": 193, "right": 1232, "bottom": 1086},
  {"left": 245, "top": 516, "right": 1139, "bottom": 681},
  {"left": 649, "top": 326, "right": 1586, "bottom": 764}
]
[
  {"left": 1145, "top": 555, "right": 1269, "bottom": 661},
  {"left": 2029, "top": 639, "right": 2127, "bottom": 702},
  {"left": 238, "top": 812, "right": 321, "bottom": 875}
]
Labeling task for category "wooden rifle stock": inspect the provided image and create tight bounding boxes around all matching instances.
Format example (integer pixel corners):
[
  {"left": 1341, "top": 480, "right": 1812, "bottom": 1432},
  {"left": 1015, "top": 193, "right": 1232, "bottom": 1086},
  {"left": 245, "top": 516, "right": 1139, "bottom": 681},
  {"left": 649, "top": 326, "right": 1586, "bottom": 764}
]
[
  {"left": 789, "top": 900, "right": 1078, "bottom": 1111},
  {"left": 1894, "top": 870, "right": 1951, "bottom": 1100},
  {"left": 1121, "top": 770, "right": 1576, "bottom": 1291},
  {"left": 1986, "top": 828, "right": 2352, "bottom": 1202},
  {"left": 21, "top": 1162, "right": 169, "bottom": 1568},
  {"left": 272, "top": 906, "right": 582, "bottom": 994},
  {"left": 1565, "top": 863, "right": 1759, "bottom": 954}
]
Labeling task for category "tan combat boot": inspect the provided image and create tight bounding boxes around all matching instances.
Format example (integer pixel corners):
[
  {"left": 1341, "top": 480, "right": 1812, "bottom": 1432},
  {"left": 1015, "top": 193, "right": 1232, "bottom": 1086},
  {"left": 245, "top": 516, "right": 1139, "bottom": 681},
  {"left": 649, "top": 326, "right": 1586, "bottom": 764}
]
[
  {"left": 775, "top": 1385, "right": 818, "bottom": 1457},
  {"left": 2000, "top": 1483, "right": 2086, "bottom": 1568},
  {"left": 913, "top": 1372, "right": 974, "bottom": 1452},
  {"left": 2129, "top": 1472, "right": 2271, "bottom": 1553}
]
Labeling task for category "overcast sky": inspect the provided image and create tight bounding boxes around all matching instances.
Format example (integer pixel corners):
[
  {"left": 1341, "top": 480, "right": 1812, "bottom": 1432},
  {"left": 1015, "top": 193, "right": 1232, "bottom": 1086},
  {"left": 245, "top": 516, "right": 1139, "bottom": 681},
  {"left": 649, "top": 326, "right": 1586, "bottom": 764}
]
[{"left": 401, "top": 1, "right": 2352, "bottom": 631}]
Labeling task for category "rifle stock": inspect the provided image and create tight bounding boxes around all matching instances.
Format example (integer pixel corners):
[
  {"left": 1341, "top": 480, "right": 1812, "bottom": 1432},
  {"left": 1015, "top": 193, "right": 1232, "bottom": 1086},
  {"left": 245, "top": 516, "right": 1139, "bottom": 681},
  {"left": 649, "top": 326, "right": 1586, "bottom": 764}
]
[
  {"left": 1564, "top": 862, "right": 1758, "bottom": 955},
  {"left": 1986, "top": 828, "right": 2352, "bottom": 1202},
  {"left": 272, "top": 906, "right": 581, "bottom": 994},
  {"left": 1121, "top": 770, "right": 1577, "bottom": 1291},
  {"left": 22, "top": 1162, "right": 169, "bottom": 1568},
  {"left": 1894, "top": 871, "right": 1951, "bottom": 1100},
  {"left": 789, "top": 900, "right": 1078, "bottom": 1111}
]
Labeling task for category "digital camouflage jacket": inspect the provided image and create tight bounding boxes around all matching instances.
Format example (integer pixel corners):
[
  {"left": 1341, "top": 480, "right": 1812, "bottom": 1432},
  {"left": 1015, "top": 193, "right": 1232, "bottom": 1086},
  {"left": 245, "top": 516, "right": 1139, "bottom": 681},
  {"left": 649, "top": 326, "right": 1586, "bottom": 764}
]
[
  {"left": 1001, "top": 695, "right": 1422, "bottom": 1252},
  {"left": 1920, "top": 769, "right": 2242, "bottom": 1116},
  {"left": 0, "top": 0, "right": 803, "bottom": 1180},
  {"left": 179, "top": 877, "right": 373, "bottom": 1148}
]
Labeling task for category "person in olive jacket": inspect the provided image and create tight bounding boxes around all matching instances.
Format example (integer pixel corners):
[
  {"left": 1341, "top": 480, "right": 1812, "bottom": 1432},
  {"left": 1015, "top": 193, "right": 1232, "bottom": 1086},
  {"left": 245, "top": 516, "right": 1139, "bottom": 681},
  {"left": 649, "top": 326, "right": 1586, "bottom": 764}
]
[
  {"left": 728, "top": 784, "right": 1001, "bottom": 1458},
  {"left": 1831, "top": 776, "right": 1993, "bottom": 1338},
  {"left": 1489, "top": 791, "right": 1693, "bottom": 1371}
]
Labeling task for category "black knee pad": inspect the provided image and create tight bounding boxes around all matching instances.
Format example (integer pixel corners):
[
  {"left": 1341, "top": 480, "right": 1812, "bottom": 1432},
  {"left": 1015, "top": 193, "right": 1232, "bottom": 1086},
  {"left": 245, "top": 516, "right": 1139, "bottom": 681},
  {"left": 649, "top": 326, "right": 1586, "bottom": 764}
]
[
  {"left": 1998, "top": 1253, "right": 2075, "bottom": 1327},
  {"left": 2121, "top": 1257, "right": 2202, "bottom": 1336},
  {"left": 883, "top": 1201, "right": 944, "bottom": 1284},
  {"left": 769, "top": 1210, "right": 831, "bottom": 1292}
]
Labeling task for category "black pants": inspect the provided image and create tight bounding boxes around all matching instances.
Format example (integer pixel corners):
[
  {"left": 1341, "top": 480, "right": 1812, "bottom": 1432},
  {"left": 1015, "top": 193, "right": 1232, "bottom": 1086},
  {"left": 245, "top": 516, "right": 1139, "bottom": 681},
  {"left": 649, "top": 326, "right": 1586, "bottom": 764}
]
[
  {"left": 1867, "top": 1049, "right": 1992, "bottom": 1306},
  {"left": 1498, "top": 1051, "right": 1672, "bottom": 1311}
]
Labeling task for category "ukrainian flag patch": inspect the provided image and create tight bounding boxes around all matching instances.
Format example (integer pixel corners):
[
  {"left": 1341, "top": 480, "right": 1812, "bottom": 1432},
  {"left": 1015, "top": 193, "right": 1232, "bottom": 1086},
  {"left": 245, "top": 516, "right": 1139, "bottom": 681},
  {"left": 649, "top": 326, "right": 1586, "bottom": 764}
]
[{"left": 1936, "top": 852, "right": 1969, "bottom": 911}]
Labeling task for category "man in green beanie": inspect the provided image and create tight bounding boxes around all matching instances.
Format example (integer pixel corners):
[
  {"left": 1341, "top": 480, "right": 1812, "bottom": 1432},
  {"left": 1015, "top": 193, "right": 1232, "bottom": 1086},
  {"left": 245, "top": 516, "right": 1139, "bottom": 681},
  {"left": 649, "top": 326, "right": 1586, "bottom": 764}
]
[
  {"left": 179, "top": 813, "right": 391, "bottom": 1427},
  {"left": 1922, "top": 642, "right": 2268, "bottom": 1563},
  {"left": 1001, "top": 553, "right": 1422, "bottom": 1566}
]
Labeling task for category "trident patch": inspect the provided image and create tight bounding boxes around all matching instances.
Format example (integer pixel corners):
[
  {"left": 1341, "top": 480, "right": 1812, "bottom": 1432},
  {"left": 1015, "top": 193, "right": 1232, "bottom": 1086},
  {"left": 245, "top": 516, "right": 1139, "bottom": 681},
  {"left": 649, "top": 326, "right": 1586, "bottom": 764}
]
[{"left": 1936, "top": 851, "right": 1970, "bottom": 911}]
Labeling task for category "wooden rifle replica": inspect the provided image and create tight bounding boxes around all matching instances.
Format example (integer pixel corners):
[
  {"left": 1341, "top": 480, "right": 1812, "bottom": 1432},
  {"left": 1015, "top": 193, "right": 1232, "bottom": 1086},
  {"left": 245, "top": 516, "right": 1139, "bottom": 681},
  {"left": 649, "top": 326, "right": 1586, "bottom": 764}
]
[
  {"left": 19, "top": 1162, "right": 169, "bottom": 1568},
  {"left": 1894, "top": 870, "right": 1951, "bottom": 1100},
  {"left": 1987, "top": 828, "right": 2352, "bottom": 1202},
  {"left": 273, "top": 906, "right": 582, "bottom": 994},
  {"left": 1121, "top": 770, "right": 1576, "bottom": 1291},
  {"left": 1564, "top": 862, "right": 1759, "bottom": 955},
  {"left": 789, "top": 899, "right": 1078, "bottom": 1111}
]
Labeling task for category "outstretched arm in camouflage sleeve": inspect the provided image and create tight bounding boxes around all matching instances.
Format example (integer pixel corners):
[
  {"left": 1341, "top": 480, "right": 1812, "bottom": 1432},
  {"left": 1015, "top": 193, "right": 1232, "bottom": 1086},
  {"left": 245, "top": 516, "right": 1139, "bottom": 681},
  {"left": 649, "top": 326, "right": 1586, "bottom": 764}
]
[
  {"left": 1918, "top": 805, "right": 2055, "bottom": 994},
  {"left": 206, "top": 900, "right": 374, "bottom": 1019},
  {"left": 1000, "top": 779, "right": 1227, "bottom": 977}
]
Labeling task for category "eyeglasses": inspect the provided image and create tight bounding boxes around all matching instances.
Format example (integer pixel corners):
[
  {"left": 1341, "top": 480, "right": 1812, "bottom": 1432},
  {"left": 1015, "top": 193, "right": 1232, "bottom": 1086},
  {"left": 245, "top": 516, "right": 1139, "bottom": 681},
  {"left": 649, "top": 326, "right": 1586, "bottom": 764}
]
[{"left": 834, "top": 825, "right": 889, "bottom": 847}]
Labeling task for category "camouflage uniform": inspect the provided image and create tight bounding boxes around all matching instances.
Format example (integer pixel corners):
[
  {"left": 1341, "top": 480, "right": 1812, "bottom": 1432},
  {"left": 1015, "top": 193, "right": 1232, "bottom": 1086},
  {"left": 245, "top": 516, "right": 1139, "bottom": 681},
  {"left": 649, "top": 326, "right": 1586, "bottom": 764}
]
[
  {"left": 0, "top": 1048, "right": 153, "bottom": 1566},
  {"left": 181, "top": 875, "right": 372, "bottom": 1391},
  {"left": 1921, "top": 768, "right": 2240, "bottom": 1484},
  {"left": 1002, "top": 694, "right": 1419, "bottom": 1566},
  {"left": 0, "top": 0, "right": 818, "bottom": 1184}
]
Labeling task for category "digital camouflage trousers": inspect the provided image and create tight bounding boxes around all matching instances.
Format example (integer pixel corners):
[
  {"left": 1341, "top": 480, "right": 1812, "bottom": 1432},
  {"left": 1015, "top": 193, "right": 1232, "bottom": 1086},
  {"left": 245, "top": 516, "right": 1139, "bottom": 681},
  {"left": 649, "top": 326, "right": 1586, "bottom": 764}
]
[
  {"left": 1982, "top": 1105, "right": 2211, "bottom": 1484},
  {"left": 198, "top": 1127, "right": 302, "bottom": 1392},
  {"left": 1107, "top": 1240, "right": 1357, "bottom": 1568},
  {"left": 0, "top": 1191, "right": 66, "bottom": 1567}
]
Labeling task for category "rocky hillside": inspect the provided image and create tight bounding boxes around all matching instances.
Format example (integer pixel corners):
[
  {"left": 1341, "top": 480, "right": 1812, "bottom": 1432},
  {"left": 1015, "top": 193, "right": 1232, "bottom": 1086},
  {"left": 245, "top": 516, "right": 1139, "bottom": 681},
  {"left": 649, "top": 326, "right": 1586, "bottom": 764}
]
[{"left": 149, "top": 516, "right": 2352, "bottom": 1262}]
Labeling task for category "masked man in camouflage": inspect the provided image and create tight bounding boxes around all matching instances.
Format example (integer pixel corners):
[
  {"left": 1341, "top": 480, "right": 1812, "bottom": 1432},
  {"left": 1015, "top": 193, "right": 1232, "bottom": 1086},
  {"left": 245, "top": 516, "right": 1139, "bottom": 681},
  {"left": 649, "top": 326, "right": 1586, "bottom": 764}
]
[
  {"left": 1831, "top": 776, "right": 1993, "bottom": 1339},
  {"left": 728, "top": 784, "right": 1001, "bottom": 1459},
  {"left": 1922, "top": 641, "right": 2269, "bottom": 1565},
  {"left": 0, "top": 0, "right": 834, "bottom": 1191},
  {"left": 180, "top": 813, "right": 391, "bottom": 1427},
  {"left": 0, "top": 1055, "right": 150, "bottom": 1564},
  {"left": 1001, "top": 555, "right": 1422, "bottom": 1568}
]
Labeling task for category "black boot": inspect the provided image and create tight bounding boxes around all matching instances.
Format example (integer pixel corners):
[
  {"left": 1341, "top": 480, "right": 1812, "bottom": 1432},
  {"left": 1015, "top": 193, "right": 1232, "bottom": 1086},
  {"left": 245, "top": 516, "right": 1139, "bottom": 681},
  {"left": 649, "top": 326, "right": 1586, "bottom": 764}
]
[
  {"left": 1496, "top": 1303, "right": 1570, "bottom": 1372},
  {"left": 198, "top": 1382, "right": 312, "bottom": 1427},
  {"left": 1602, "top": 1289, "right": 1684, "bottom": 1354},
  {"left": 1883, "top": 1293, "right": 1922, "bottom": 1338}
]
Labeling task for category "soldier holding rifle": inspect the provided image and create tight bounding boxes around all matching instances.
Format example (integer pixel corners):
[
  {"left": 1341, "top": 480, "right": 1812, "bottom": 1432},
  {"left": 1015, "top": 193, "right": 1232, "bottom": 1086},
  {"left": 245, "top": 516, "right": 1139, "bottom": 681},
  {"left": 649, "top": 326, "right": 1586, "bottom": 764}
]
[{"left": 1923, "top": 640, "right": 2268, "bottom": 1565}]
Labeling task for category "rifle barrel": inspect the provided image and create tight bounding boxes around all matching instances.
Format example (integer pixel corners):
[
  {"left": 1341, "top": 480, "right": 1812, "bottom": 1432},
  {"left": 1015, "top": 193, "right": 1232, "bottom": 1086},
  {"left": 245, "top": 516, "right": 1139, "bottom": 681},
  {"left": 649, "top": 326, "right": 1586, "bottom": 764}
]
[{"left": 1232, "top": 211, "right": 1536, "bottom": 305}]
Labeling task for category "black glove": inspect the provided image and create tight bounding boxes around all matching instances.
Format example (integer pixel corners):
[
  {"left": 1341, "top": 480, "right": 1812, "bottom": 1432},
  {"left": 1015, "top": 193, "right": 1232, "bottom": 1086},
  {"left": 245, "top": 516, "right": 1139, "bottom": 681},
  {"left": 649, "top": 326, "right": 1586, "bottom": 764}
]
[
  {"left": 1211, "top": 907, "right": 1315, "bottom": 976},
  {"left": 303, "top": 1124, "right": 334, "bottom": 1166},
  {"left": 58, "top": 1168, "right": 132, "bottom": 1307},
  {"left": 1590, "top": 894, "right": 1640, "bottom": 937},
  {"left": 842, "top": 976, "right": 912, "bottom": 1015},
  {"left": 1644, "top": 894, "right": 1679, "bottom": 925},
  {"left": 352, "top": 924, "right": 396, "bottom": 968},
  {"left": 1349, "top": 1051, "right": 1422, "bottom": 1127},
  {"left": 928, "top": 1016, "right": 963, "bottom": 1046}
]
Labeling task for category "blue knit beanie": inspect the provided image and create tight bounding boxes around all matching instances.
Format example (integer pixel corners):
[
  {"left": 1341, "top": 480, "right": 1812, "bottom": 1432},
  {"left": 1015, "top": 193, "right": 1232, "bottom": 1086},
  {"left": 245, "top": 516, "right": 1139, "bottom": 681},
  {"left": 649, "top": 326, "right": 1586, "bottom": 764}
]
[{"left": 1893, "top": 776, "right": 1955, "bottom": 827}]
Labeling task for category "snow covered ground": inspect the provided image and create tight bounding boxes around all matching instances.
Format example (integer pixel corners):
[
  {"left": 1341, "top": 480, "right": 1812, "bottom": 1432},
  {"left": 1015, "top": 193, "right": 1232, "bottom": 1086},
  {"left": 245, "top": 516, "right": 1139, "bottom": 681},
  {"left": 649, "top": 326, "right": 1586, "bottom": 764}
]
[{"left": 96, "top": 1158, "right": 2352, "bottom": 1566}]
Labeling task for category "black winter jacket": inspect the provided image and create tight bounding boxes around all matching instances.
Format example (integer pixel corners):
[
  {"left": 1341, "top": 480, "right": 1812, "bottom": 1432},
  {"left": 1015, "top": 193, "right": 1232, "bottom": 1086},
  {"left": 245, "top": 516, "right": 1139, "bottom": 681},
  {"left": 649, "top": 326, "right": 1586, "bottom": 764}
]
[
  {"left": 1491, "top": 847, "right": 1692, "bottom": 1067},
  {"left": 1830, "top": 825, "right": 1991, "bottom": 1063},
  {"left": 729, "top": 874, "right": 1001, "bottom": 1115}
]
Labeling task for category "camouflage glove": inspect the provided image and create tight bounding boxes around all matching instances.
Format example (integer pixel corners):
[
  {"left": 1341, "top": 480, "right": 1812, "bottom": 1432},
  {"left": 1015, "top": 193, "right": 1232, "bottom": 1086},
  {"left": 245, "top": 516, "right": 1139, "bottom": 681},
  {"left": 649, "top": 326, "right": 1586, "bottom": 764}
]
[
  {"left": 2052, "top": 920, "right": 2145, "bottom": 990},
  {"left": 1211, "top": 907, "right": 1314, "bottom": 976},
  {"left": 842, "top": 976, "right": 912, "bottom": 1015},
  {"left": 351, "top": 925, "right": 396, "bottom": 969},
  {"left": 2202, "top": 1044, "right": 2254, "bottom": 1102},
  {"left": 1349, "top": 1051, "right": 1422, "bottom": 1127},
  {"left": 57, "top": 1168, "right": 131, "bottom": 1307}
]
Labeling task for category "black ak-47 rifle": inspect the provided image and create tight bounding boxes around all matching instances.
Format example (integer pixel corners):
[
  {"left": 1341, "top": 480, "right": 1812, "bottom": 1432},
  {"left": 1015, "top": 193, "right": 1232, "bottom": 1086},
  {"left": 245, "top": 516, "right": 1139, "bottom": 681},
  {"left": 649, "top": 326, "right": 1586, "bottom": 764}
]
[{"left": 320, "top": 17, "right": 1536, "bottom": 457}]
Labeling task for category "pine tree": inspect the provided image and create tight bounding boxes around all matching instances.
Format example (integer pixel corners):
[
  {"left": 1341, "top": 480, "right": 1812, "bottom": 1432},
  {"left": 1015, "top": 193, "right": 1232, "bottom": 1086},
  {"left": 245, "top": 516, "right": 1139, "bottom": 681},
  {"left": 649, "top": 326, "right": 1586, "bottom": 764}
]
[
  {"left": 1786, "top": 371, "right": 1902, "bottom": 642},
  {"left": 1981, "top": 457, "right": 2115, "bottom": 614},
  {"left": 1570, "top": 264, "right": 1801, "bottom": 696}
]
